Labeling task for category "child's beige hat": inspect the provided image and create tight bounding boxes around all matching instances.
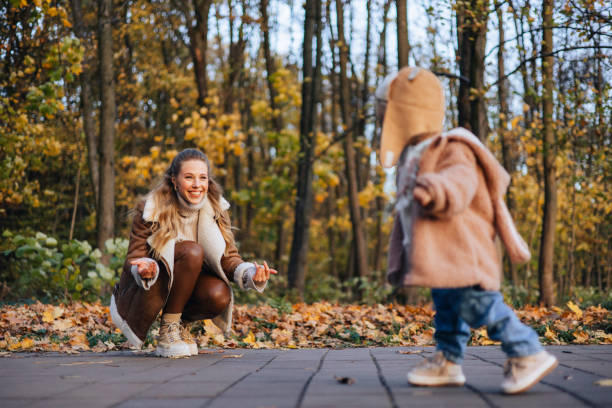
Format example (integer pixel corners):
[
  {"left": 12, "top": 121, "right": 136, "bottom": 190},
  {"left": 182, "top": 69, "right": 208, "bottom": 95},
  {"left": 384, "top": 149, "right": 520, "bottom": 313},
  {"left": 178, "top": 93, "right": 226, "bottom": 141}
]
[{"left": 379, "top": 67, "right": 445, "bottom": 168}]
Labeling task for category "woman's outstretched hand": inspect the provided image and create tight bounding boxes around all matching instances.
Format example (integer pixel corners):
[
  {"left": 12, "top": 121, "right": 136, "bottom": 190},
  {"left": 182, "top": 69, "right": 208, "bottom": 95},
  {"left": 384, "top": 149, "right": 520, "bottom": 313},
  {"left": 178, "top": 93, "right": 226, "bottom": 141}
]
[
  {"left": 130, "top": 258, "right": 157, "bottom": 279},
  {"left": 253, "top": 261, "right": 278, "bottom": 285}
]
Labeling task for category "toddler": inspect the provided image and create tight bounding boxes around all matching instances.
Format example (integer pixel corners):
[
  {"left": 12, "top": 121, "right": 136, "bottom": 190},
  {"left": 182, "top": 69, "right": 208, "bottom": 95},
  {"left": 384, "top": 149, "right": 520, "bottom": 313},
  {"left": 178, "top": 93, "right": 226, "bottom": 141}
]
[{"left": 376, "top": 67, "right": 558, "bottom": 394}]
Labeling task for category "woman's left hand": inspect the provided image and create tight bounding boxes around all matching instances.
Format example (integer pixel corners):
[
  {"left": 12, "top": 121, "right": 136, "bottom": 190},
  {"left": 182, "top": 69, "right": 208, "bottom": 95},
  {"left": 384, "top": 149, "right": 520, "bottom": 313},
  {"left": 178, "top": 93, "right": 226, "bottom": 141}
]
[{"left": 253, "top": 261, "right": 278, "bottom": 285}]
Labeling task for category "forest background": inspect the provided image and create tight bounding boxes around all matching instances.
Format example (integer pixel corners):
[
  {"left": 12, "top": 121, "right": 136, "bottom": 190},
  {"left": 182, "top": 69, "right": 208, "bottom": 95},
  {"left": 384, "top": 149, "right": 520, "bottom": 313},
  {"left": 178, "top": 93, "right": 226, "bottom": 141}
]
[{"left": 0, "top": 0, "right": 610, "bottom": 312}]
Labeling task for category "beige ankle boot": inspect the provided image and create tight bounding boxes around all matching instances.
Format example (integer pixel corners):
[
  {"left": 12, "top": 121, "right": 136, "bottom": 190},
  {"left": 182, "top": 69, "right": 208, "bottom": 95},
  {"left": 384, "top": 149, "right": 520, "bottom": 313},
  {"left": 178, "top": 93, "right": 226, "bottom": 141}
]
[
  {"left": 407, "top": 351, "right": 466, "bottom": 386},
  {"left": 180, "top": 322, "right": 198, "bottom": 356},
  {"left": 501, "top": 350, "right": 558, "bottom": 394},
  {"left": 155, "top": 314, "right": 191, "bottom": 358}
]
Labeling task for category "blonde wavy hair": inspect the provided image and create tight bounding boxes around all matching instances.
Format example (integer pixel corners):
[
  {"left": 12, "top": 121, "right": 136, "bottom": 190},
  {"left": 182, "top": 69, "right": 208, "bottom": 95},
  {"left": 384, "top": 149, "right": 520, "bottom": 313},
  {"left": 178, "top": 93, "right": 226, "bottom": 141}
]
[{"left": 143, "top": 149, "right": 235, "bottom": 258}]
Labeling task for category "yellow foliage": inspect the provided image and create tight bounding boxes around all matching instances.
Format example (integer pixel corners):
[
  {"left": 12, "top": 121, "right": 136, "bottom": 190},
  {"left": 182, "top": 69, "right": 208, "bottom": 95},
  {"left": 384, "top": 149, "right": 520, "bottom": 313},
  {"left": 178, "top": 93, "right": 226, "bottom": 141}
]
[
  {"left": 566, "top": 301, "right": 583, "bottom": 318},
  {"left": 357, "top": 182, "right": 377, "bottom": 207}
]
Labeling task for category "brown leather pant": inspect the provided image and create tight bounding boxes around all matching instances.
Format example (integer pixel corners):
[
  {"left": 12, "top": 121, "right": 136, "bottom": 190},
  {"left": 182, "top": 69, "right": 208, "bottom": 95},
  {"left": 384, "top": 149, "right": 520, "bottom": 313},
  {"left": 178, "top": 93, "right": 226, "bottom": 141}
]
[{"left": 163, "top": 241, "right": 231, "bottom": 321}]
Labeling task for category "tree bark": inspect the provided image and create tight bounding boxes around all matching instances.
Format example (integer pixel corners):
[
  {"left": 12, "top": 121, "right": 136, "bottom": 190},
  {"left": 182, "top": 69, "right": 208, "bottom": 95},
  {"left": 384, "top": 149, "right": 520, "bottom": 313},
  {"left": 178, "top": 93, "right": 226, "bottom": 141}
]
[
  {"left": 70, "top": 0, "right": 99, "bottom": 208},
  {"left": 97, "top": 0, "right": 116, "bottom": 250},
  {"left": 178, "top": 0, "right": 213, "bottom": 107},
  {"left": 260, "top": 0, "right": 287, "bottom": 268},
  {"left": 495, "top": 2, "right": 519, "bottom": 286},
  {"left": 373, "top": 0, "right": 392, "bottom": 272},
  {"left": 538, "top": 0, "right": 556, "bottom": 306},
  {"left": 260, "top": 0, "right": 283, "bottom": 133},
  {"left": 396, "top": 0, "right": 409, "bottom": 67},
  {"left": 288, "top": 0, "right": 323, "bottom": 295},
  {"left": 336, "top": 0, "right": 368, "bottom": 281},
  {"left": 456, "top": 0, "right": 489, "bottom": 141}
]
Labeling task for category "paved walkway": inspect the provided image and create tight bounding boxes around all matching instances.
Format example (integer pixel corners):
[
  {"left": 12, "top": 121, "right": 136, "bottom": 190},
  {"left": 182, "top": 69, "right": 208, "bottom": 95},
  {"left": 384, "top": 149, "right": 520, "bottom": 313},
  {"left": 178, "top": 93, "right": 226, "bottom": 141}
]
[{"left": 1, "top": 346, "right": 611, "bottom": 407}]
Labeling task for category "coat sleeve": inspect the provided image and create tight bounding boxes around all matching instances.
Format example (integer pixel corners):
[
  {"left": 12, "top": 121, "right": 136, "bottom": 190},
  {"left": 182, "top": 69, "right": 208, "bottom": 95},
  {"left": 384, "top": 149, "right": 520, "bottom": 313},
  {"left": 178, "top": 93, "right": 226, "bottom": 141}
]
[
  {"left": 125, "top": 202, "right": 155, "bottom": 264},
  {"left": 220, "top": 240, "right": 244, "bottom": 281},
  {"left": 219, "top": 210, "right": 245, "bottom": 282},
  {"left": 416, "top": 141, "right": 479, "bottom": 219}
]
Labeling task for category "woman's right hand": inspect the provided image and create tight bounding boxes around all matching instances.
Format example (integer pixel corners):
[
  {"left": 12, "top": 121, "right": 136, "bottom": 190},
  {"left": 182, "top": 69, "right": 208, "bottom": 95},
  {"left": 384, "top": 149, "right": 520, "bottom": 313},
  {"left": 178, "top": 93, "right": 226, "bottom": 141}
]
[{"left": 130, "top": 258, "right": 157, "bottom": 279}]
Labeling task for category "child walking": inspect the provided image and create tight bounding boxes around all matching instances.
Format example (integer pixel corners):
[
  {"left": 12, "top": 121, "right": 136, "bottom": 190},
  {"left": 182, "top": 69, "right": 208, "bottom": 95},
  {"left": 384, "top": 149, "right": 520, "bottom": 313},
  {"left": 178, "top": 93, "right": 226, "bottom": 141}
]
[{"left": 376, "top": 67, "right": 558, "bottom": 394}]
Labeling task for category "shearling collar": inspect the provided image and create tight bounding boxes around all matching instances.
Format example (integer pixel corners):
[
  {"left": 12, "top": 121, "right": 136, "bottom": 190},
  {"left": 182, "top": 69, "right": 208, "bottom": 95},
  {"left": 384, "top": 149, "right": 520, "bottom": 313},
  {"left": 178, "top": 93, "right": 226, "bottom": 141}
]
[{"left": 142, "top": 193, "right": 230, "bottom": 223}]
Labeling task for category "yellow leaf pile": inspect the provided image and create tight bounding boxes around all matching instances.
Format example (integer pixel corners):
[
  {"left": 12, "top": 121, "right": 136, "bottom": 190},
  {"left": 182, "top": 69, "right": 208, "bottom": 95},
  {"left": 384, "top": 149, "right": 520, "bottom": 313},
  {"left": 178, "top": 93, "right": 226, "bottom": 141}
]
[{"left": 0, "top": 301, "right": 609, "bottom": 353}]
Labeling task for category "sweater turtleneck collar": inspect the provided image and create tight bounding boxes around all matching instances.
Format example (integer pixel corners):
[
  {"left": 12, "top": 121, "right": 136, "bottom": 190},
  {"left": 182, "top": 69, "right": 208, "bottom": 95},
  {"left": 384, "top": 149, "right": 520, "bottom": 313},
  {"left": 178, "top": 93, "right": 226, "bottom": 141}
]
[{"left": 177, "top": 192, "right": 207, "bottom": 214}]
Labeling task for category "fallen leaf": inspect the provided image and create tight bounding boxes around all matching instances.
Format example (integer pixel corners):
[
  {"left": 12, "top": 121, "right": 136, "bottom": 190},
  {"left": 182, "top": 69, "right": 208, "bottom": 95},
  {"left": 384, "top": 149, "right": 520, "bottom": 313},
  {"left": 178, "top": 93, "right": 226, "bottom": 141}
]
[
  {"left": 397, "top": 350, "right": 423, "bottom": 354},
  {"left": 222, "top": 354, "right": 243, "bottom": 359},
  {"left": 334, "top": 376, "right": 356, "bottom": 385},
  {"left": 544, "top": 326, "right": 557, "bottom": 341},
  {"left": 242, "top": 331, "right": 256, "bottom": 345},
  {"left": 595, "top": 379, "right": 612, "bottom": 387},
  {"left": 566, "top": 301, "right": 583, "bottom": 318},
  {"left": 59, "top": 360, "right": 113, "bottom": 366},
  {"left": 573, "top": 329, "right": 589, "bottom": 344}
]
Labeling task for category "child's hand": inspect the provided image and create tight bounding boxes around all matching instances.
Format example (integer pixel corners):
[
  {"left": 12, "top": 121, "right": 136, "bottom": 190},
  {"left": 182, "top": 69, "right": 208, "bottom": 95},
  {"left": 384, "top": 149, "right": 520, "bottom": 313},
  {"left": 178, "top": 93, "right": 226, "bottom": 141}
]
[{"left": 414, "top": 186, "right": 432, "bottom": 207}]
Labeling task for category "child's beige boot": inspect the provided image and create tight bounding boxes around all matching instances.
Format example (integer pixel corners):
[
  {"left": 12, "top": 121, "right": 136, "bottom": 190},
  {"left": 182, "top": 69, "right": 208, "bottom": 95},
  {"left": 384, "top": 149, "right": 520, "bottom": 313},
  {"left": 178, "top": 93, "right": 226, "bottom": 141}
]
[
  {"left": 501, "top": 350, "right": 558, "bottom": 394},
  {"left": 180, "top": 322, "right": 198, "bottom": 356},
  {"left": 406, "top": 351, "right": 466, "bottom": 386},
  {"left": 155, "top": 313, "right": 191, "bottom": 358}
]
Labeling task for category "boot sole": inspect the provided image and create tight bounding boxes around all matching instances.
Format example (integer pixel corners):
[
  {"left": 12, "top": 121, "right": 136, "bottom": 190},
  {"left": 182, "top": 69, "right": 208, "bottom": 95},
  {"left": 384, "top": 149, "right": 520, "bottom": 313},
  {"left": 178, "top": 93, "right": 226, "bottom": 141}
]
[
  {"left": 155, "top": 346, "right": 192, "bottom": 358},
  {"left": 407, "top": 372, "right": 466, "bottom": 387},
  {"left": 502, "top": 355, "right": 559, "bottom": 394},
  {"left": 188, "top": 343, "right": 198, "bottom": 356}
]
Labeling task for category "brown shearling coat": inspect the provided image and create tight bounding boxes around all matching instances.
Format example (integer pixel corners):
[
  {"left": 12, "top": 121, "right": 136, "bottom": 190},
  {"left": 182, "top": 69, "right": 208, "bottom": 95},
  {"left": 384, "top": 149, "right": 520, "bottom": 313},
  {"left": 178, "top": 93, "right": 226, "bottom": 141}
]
[
  {"left": 387, "top": 128, "right": 530, "bottom": 291},
  {"left": 111, "top": 200, "right": 244, "bottom": 347}
]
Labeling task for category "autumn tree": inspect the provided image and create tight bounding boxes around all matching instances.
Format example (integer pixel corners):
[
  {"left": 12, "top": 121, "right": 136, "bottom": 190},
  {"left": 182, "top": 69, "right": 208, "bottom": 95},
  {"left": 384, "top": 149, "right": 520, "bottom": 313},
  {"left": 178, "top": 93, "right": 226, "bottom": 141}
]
[
  {"left": 538, "top": 0, "right": 556, "bottom": 306},
  {"left": 96, "top": 0, "right": 117, "bottom": 251},
  {"left": 288, "top": 0, "right": 323, "bottom": 296},
  {"left": 334, "top": 0, "right": 369, "bottom": 282},
  {"left": 455, "top": 0, "right": 489, "bottom": 141},
  {"left": 396, "top": 0, "right": 410, "bottom": 67}
]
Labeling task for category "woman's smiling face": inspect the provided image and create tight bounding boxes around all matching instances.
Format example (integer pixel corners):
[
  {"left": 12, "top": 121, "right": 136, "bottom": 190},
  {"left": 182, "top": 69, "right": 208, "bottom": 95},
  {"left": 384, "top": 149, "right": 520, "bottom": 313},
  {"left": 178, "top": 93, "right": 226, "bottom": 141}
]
[{"left": 173, "top": 159, "right": 209, "bottom": 205}]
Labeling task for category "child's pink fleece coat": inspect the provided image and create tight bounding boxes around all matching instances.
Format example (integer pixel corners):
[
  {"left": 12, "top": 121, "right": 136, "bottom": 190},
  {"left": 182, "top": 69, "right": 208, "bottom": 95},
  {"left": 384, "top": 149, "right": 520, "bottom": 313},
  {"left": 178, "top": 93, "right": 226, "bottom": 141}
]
[{"left": 387, "top": 128, "right": 530, "bottom": 291}]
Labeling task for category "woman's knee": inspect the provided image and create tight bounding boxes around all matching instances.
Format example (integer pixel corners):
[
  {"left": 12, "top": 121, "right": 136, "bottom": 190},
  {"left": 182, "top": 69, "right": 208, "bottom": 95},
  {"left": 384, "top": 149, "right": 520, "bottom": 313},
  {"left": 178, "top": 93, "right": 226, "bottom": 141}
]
[
  {"left": 175, "top": 241, "right": 204, "bottom": 269},
  {"left": 208, "top": 281, "right": 231, "bottom": 313},
  {"left": 195, "top": 279, "right": 230, "bottom": 314}
]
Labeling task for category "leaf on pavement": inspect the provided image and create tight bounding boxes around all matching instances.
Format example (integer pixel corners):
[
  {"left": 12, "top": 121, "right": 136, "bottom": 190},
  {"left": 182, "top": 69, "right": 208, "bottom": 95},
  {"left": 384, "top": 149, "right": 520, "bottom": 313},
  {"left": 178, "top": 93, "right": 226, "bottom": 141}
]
[{"left": 335, "top": 376, "right": 356, "bottom": 385}]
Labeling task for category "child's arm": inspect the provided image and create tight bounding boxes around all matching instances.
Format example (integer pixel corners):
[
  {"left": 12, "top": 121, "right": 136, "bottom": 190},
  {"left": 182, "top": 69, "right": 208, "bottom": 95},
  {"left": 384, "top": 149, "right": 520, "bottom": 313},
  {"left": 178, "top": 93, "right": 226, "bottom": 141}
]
[{"left": 414, "top": 142, "right": 478, "bottom": 218}]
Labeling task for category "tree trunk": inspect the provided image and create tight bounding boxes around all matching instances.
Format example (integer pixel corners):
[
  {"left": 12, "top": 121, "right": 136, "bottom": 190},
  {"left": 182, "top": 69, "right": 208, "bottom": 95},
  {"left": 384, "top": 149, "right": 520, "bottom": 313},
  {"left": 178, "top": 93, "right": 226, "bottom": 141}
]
[
  {"left": 260, "top": 0, "right": 283, "bottom": 133},
  {"left": 327, "top": 185, "right": 337, "bottom": 278},
  {"left": 336, "top": 0, "right": 368, "bottom": 281},
  {"left": 373, "top": 0, "right": 391, "bottom": 272},
  {"left": 396, "top": 0, "right": 409, "bottom": 68},
  {"left": 495, "top": 2, "right": 519, "bottom": 286},
  {"left": 70, "top": 0, "right": 99, "bottom": 208},
  {"left": 456, "top": 0, "right": 489, "bottom": 141},
  {"left": 181, "top": 0, "right": 213, "bottom": 107},
  {"left": 538, "top": 0, "right": 556, "bottom": 306},
  {"left": 288, "top": 0, "right": 323, "bottom": 296},
  {"left": 260, "top": 0, "right": 287, "bottom": 267},
  {"left": 97, "top": 0, "right": 116, "bottom": 250}
]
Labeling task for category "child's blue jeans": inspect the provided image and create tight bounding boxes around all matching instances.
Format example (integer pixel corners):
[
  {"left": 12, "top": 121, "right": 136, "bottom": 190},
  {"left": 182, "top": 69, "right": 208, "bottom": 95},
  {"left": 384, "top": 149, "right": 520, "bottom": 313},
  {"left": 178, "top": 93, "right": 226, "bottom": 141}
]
[{"left": 432, "top": 287, "right": 542, "bottom": 364}]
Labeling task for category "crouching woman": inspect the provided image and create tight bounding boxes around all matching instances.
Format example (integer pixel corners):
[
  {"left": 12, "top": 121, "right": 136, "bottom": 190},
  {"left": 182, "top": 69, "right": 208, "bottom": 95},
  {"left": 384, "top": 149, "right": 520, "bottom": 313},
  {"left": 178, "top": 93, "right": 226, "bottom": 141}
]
[{"left": 110, "top": 148, "right": 276, "bottom": 357}]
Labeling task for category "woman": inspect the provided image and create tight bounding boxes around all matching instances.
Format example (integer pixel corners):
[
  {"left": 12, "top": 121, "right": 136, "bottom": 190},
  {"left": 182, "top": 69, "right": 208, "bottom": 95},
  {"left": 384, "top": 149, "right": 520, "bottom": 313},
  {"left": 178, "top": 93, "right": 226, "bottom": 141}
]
[{"left": 110, "top": 148, "right": 276, "bottom": 357}]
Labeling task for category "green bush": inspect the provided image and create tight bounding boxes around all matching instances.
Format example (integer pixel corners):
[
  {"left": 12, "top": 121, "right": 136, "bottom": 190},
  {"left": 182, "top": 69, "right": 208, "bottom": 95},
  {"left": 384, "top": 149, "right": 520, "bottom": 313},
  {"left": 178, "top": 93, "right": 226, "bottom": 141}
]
[{"left": 0, "top": 230, "right": 127, "bottom": 303}]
